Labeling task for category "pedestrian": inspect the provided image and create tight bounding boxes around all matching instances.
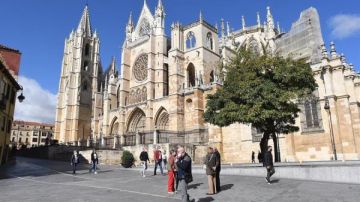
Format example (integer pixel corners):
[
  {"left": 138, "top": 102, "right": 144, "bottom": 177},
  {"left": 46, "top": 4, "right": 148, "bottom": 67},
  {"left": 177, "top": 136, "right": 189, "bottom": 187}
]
[
  {"left": 252, "top": 151, "right": 255, "bottom": 163},
  {"left": 153, "top": 146, "right": 164, "bottom": 175},
  {"left": 264, "top": 146, "right": 275, "bottom": 184},
  {"left": 176, "top": 146, "right": 192, "bottom": 202},
  {"left": 90, "top": 149, "right": 99, "bottom": 174},
  {"left": 167, "top": 150, "right": 176, "bottom": 194},
  {"left": 71, "top": 150, "right": 79, "bottom": 174},
  {"left": 204, "top": 147, "right": 217, "bottom": 195},
  {"left": 174, "top": 150, "right": 180, "bottom": 194},
  {"left": 162, "top": 150, "right": 167, "bottom": 171},
  {"left": 139, "top": 147, "right": 150, "bottom": 177},
  {"left": 257, "top": 150, "right": 262, "bottom": 163},
  {"left": 213, "top": 147, "right": 221, "bottom": 192}
]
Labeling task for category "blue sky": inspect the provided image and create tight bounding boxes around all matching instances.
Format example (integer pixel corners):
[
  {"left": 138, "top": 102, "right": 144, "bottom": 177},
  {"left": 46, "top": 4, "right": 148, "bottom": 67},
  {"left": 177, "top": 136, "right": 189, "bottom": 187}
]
[{"left": 0, "top": 0, "right": 359, "bottom": 123}]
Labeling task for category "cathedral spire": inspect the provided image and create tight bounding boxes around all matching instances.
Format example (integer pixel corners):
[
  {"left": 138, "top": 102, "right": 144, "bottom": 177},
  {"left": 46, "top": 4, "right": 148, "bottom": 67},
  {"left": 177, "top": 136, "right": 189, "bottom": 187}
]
[
  {"left": 77, "top": 5, "right": 92, "bottom": 37},
  {"left": 199, "top": 10, "right": 203, "bottom": 22},
  {"left": 221, "top": 18, "right": 225, "bottom": 39},
  {"left": 242, "top": 16, "right": 246, "bottom": 31},
  {"left": 127, "top": 11, "right": 134, "bottom": 26},
  {"left": 110, "top": 56, "right": 116, "bottom": 75},
  {"left": 257, "top": 12, "right": 261, "bottom": 28},
  {"left": 266, "top": 6, "right": 275, "bottom": 30},
  {"left": 226, "top": 21, "right": 230, "bottom": 36},
  {"left": 157, "top": 0, "right": 163, "bottom": 9}
]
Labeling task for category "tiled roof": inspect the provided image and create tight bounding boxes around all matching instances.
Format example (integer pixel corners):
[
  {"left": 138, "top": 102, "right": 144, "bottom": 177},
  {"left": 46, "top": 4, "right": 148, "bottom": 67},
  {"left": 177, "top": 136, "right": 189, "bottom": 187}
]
[
  {"left": 0, "top": 44, "right": 21, "bottom": 53},
  {"left": 13, "top": 120, "right": 54, "bottom": 127}
]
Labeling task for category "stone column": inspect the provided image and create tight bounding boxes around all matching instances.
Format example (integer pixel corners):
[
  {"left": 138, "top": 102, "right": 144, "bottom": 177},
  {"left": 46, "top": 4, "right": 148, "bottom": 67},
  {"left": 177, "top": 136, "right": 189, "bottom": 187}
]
[
  {"left": 153, "top": 130, "right": 158, "bottom": 145},
  {"left": 136, "top": 131, "right": 140, "bottom": 145},
  {"left": 113, "top": 136, "right": 117, "bottom": 149}
]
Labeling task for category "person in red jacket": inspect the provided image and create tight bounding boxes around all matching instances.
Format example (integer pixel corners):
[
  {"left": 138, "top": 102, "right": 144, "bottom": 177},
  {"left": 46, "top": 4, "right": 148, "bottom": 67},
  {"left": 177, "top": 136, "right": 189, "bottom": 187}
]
[
  {"left": 153, "top": 146, "right": 164, "bottom": 175},
  {"left": 167, "top": 150, "right": 176, "bottom": 194}
]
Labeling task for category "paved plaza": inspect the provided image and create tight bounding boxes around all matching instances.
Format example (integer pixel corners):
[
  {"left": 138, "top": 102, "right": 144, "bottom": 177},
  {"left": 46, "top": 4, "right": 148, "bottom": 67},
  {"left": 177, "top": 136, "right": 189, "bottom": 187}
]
[{"left": 0, "top": 157, "right": 359, "bottom": 202}]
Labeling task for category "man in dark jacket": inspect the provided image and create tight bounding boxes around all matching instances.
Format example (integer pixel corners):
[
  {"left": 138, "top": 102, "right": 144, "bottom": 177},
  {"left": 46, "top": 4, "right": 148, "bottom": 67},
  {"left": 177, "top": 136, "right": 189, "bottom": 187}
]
[
  {"left": 71, "top": 150, "right": 79, "bottom": 174},
  {"left": 90, "top": 149, "right": 99, "bottom": 174},
  {"left": 213, "top": 147, "right": 221, "bottom": 192},
  {"left": 264, "top": 146, "right": 275, "bottom": 184},
  {"left": 176, "top": 146, "right": 192, "bottom": 202},
  {"left": 205, "top": 147, "right": 217, "bottom": 195},
  {"left": 139, "top": 147, "right": 150, "bottom": 177}
]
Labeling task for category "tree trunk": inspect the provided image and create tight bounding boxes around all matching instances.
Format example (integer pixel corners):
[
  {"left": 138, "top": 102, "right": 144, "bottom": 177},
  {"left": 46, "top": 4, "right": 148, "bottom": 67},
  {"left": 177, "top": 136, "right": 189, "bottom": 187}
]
[
  {"left": 259, "top": 133, "right": 270, "bottom": 166},
  {"left": 272, "top": 133, "right": 281, "bottom": 162}
]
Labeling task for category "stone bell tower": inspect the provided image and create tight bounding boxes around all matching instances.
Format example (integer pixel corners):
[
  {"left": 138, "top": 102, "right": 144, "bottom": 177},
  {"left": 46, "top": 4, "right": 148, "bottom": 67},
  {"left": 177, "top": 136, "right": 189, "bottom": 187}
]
[{"left": 55, "top": 5, "right": 101, "bottom": 144}]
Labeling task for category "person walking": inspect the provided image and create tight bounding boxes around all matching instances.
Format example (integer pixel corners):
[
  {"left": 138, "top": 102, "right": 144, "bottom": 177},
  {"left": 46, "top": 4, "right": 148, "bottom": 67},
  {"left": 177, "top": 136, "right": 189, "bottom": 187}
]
[
  {"left": 176, "top": 146, "right": 192, "bottom": 202},
  {"left": 153, "top": 146, "right": 164, "bottom": 175},
  {"left": 162, "top": 150, "right": 167, "bottom": 172},
  {"left": 251, "top": 151, "right": 255, "bottom": 163},
  {"left": 264, "top": 146, "right": 275, "bottom": 184},
  {"left": 213, "top": 147, "right": 221, "bottom": 192},
  {"left": 204, "top": 147, "right": 217, "bottom": 195},
  {"left": 71, "top": 150, "right": 79, "bottom": 174},
  {"left": 167, "top": 150, "right": 176, "bottom": 194},
  {"left": 139, "top": 147, "right": 150, "bottom": 177},
  {"left": 257, "top": 150, "right": 262, "bottom": 163},
  {"left": 90, "top": 149, "right": 99, "bottom": 174}
]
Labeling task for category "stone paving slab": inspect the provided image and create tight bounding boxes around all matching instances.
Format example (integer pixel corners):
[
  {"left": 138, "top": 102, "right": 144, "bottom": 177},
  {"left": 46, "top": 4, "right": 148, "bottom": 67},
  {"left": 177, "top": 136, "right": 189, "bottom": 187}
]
[{"left": 0, "top": 157, "right": 360, "bottom": 202}]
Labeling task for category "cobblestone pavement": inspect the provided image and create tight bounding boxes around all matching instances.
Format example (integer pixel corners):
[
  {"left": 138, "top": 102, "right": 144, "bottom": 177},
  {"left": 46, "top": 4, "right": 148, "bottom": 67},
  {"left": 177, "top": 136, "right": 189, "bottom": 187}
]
[{"left": 0, "top": 157, "right": 359, "bottom": 202}]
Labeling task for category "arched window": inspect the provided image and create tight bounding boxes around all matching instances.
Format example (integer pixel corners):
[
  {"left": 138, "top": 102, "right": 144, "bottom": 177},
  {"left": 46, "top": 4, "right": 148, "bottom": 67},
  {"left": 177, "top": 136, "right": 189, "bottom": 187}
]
[
  {"left": 302, "top": 98, "right": 321, "bottom": 130},
  {"left": 186, "top": 31, "right": 196, "bottom": 49},
  {"left": 156, "top": 109, "right": 169, "bottom": 131},
  {"left": 187, "top": 63, "right": 196, "bottom": 87},
  {"left": 206, "top": 32, "right": 213, "bottom": 50},
  {"left": 85, "top": 44, "right": 90, "bottom": 56},
  {"left": 83, "top": 61, "right": 89, "bottom": 71},
  {"left": 209, "top": 70, "right": 214, "bottom": 83},
  {"left": 83, "top": 82, "right": 88, "bottom": 91}
]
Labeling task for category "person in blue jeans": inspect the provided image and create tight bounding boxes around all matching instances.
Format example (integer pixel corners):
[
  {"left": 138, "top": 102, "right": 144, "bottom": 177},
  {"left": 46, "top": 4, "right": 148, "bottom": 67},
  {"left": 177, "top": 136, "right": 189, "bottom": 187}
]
[
  {"left": 153, "top": 147, "right": 164, "bottom": 175},
  {"left": 71, "top": 150, "right": 79, "bottom": 174},
  {"left": 90, "top": 149, "right": 99, "bottom": 174}
]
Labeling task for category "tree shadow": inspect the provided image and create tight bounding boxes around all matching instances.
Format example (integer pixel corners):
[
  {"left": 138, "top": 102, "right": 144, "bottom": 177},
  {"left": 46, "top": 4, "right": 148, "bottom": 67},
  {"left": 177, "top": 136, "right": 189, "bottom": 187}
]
[
  {"left": 220, "top": 184, "right": 234, "bottom": 191},
  {"left": 196, "top": 197, "right": 215, "bottom": 202},
  {"left": 188, "top": 183, "right": 203, "bottom": 190}
]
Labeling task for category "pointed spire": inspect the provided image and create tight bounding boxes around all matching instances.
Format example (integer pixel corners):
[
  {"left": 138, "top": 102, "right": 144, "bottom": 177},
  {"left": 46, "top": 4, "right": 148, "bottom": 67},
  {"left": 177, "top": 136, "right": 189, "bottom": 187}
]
[
  {"left": 221, "top": 18, "right": 225, "bottom": 38},
  {"left": 330, "top": 41, "right": 337, "bottom": 58},
  {"left": 321, "top": 44, "right": 328, "bottom": 59},
  {"left": 127, "top": 11, "right": 134, "bottom": 26},
  {"left": 215, "top": 23, "right": 218, "bottom": 32},
  {"left": 157, "top": 0, "right": 163, "bottom": 8},
  {"left": 277, "top": 21, "right": 281, "bottom": 33},
  {"left": 77, "top": 5, "right": 92, "bottom": 37},
  {"left": 266, "top": 6, "right": 275, "bottom": 30},
  {"left": 93, "top": 29, "right": 98, "bottom": 38},
  {"left": 257, "top": 12, "right": 261, "bottom": 28},
  {"left": 226, "top": 22, "right": 230, "bottom": 36},
  {"left": 199, "top": 10, "right": 203, "bottom": 22},
  {"left": 110, "top": 56, "right": 116, "bottom": 74},
  {"left": 242, "top": 16, "right": 246, "bottom": 31}
]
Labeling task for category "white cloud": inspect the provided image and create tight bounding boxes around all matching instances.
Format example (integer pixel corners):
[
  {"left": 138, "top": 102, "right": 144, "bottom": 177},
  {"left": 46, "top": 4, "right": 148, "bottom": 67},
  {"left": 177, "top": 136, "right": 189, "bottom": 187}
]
[
  {"left": 329, "top": 14, "right": 360, "bottom": 39},
  {"left": 14, "top": 76, "right": 56, "bottom": 124}
]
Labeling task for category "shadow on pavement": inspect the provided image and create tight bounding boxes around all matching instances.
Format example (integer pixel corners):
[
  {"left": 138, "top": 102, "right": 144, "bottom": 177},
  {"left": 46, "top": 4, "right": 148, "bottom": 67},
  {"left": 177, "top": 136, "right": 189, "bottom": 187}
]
[
  {"left": 220, "top": 183, "right": 234, "bottom": 191},
  {"left": 196, "top": 196, "right": 215, "bottom": 202},
  {"left": 271, "top": 179, "right": 280, "bottom": 184},
  {"left": 188, "top": 183, "right": 203, "bottom": 190}
]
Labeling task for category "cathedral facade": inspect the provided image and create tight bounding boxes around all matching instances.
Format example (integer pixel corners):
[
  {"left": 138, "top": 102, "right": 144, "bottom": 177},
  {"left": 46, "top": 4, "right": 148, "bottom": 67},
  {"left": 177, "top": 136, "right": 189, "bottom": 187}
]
[{"left": 55, "top": 1, "right": 360, "bottom": 163}]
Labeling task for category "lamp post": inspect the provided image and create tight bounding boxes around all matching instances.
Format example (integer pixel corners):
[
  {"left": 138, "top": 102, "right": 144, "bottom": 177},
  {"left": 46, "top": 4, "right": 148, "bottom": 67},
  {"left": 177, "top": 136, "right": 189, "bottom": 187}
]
[{"left": 324, "top": 98, "right": 337, "bottom": 160}]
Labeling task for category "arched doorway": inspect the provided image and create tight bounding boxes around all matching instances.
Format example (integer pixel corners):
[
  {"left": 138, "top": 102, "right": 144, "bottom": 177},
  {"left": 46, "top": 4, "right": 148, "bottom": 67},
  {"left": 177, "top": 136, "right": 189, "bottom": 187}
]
[
  {"left": 125, "top": 108, "right": 146, "bottom": 145},
  {"left": 187, "top": 63, "right": 195, "bottom": 87}
]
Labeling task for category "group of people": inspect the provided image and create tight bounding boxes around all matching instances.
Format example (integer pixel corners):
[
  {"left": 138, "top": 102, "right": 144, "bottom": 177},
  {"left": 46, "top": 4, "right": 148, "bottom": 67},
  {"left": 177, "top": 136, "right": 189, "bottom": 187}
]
[
  {"left": 140, "top": 146, "right": 192, "bottom": 202},
  {"left": 70, "top": 145, "right": 276, "bottom": 202},
  {"left": 70, "top": 149, "right": 99, "bottom": 175}
]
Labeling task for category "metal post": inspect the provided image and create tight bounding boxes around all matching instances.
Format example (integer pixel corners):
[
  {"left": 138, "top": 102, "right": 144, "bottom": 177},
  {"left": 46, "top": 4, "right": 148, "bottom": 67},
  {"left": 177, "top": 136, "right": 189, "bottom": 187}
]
[{"left": 324, "top": 98, "right": 337, "bottom": 160}]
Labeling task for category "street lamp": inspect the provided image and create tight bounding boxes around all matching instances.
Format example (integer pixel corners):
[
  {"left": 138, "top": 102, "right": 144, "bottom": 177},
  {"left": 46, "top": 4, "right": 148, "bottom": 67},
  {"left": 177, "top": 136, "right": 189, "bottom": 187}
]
[
  {"left": 17, "top": 86, "right": 25, "bottom": 103},
  {"left": 324, "top": 98, "right": 337, "bottom": 160}
]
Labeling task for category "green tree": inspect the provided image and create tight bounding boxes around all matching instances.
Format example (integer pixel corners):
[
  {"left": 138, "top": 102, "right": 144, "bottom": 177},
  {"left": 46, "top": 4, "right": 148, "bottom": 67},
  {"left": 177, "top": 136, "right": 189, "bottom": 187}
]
[{"left": 204, "top": 48, "right": 317, "bottom": 162}]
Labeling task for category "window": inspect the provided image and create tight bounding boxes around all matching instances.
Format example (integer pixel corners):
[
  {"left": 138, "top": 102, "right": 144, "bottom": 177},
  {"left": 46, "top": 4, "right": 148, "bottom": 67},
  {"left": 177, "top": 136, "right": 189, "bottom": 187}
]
[
  {"left": 83, "top": 61, "right": 89, "bottom": 71},
  {"left": 83, "top": 82, "right": 88, "bottom": 91},
  {"left": 19, "top": 137, "right": 22, "bottom": 143},
  {"left": 187, "top": 63, "right": 196, "bottom": 87},
  {"left": 209, "top": 70, "right": 214, "bottom": 83},
  {"left": 12, "top": 137, "right": 15, "bottom": 142},
  {"left": 85, "top": 43, "right": 90, "bottom": 56},
  {"left": 42, "top": 132, "right": 47, "bottom": 137},
  {"left": 32, "top": 138, "right": 38, "bottom": 143},
  {"left": 299, "top": 96, "right": 323, "bottom": 133},
  {"left": 206, "top": 32, "right": 213, "bottom": 50},
  {"left": 33, "top": 131, "right": 38, "bottom": 136},
  {"left": 41, "top": 138, "right": 46, "bottom": 143},
  {"left": 186, "top": 31, "right": 196, "bottom": 49},
  {"left": 25, "top": 138, "right": 28, "bottom": 143}
]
